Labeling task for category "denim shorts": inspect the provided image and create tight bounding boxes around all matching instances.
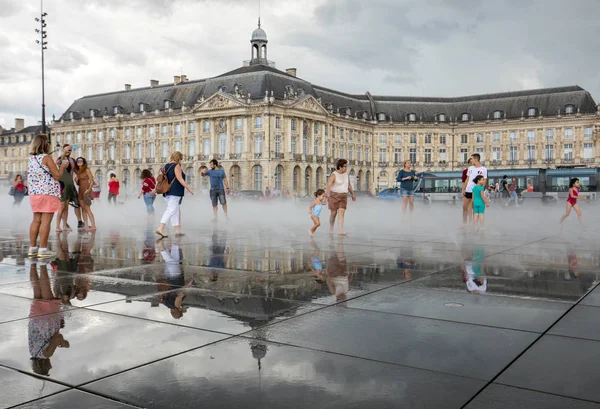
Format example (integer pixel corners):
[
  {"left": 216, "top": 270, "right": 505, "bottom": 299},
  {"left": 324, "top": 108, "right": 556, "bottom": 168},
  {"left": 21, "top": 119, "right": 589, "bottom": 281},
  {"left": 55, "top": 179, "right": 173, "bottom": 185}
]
[
  {"left": 210, "top": 189, "right": 226, "bottom": 206},
  {"left": 400, "top": 188, "right": 414, "bottom": 197}
]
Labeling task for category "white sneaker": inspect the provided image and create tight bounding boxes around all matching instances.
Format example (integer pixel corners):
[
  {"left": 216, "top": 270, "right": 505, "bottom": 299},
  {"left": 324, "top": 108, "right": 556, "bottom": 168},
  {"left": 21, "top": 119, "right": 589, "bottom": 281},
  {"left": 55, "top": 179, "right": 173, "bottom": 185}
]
[
  {"left": 37, "top": 249, "right": 56, "bottom": 259},
  {"left": 28, "top": 247, "right": 39, "bottom": 258}
]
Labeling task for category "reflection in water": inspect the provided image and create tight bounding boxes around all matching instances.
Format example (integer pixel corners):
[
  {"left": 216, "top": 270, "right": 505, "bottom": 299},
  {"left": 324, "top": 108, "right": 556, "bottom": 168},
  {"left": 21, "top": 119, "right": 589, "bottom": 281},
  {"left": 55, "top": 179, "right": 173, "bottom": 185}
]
[
  {"left": 156, "top": 238, "right": 190, "bottom": 319},
  {"left": 326, "top": 239, "right": 350, "bottom": 302},
  {"left": 207, "top": 227, "right": 228, "bottom": 282},
  {"left": 462, "top": 244, "right": 487, "bottom": 295},
  {"left": 309, "top": 240, "right": 325, "bottom": 283},
  {"left": 567, "top": 248, "right": 579, "bottom": 279},
  {"left": 396, "top": 246, "right": 416, "bottom": 281},
  {"left": 28, "top": 262, "right": 70, "bottom": 376}
]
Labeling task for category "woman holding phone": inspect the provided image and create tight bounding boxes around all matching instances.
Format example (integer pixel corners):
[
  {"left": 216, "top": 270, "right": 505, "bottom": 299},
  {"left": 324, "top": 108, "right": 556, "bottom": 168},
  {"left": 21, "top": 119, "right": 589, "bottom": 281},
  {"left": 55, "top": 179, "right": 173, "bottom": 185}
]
[{"left": 396, "top": 160, "right": 419, "bottom": 213}]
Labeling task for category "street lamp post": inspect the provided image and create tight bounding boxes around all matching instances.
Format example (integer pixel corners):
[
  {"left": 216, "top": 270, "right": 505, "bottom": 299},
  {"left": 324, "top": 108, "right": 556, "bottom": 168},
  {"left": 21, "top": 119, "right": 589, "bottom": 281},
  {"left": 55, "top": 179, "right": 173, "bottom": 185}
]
[{"left": 35, "top": 0, "right": 48, "bottom": 138}]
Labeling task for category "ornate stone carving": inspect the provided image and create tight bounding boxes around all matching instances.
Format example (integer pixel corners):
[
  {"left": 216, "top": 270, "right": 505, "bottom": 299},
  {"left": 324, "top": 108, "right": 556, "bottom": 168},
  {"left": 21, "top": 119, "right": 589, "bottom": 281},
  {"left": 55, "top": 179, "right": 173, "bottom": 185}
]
[
  {"left": 196, "top": 94, "right": 244, "bottom": 111},
  {"left": 216, "top": 118, "right": 227, "bottom": 133},
  {"left": 293, "top": 97, "right": 327, "bottom": 115}
]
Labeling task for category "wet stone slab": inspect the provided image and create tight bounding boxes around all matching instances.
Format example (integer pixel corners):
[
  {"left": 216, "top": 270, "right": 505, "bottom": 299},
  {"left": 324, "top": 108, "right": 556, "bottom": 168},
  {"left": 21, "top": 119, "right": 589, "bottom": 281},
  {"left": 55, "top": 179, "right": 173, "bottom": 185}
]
[
  {"left": 0, "top": 366, "right": 67, "bottom": 409},
  {"left": 13, "top": 389, "right": 141, "bottom": 409}
]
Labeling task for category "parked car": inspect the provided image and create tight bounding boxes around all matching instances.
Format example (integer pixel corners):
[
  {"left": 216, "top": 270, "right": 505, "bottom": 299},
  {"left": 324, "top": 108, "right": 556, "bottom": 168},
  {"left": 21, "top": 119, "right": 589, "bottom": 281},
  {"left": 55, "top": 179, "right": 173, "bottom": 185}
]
[
  {"left": 377, "top": 188, "right": 431, "bottom": 204},
  {"left": 238, "top": 190, "right": 265, "bottom": 200},
  {"left": 354, "top": 190, "right": 374, "bottom": 198}
]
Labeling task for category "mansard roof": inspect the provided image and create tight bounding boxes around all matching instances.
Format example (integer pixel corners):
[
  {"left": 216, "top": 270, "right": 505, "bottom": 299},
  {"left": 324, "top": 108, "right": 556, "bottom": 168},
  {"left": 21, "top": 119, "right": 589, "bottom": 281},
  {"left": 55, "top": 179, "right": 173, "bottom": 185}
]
[{"left": 60, "top": 64, "right": 597, "bottom": 123}]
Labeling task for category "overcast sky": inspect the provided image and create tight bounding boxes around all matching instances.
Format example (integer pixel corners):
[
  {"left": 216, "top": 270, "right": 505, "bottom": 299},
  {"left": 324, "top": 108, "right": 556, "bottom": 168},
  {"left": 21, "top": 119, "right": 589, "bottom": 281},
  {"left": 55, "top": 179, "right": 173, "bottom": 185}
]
[{"left": 1, "top": 0, "right": 599, "bottom": 129}]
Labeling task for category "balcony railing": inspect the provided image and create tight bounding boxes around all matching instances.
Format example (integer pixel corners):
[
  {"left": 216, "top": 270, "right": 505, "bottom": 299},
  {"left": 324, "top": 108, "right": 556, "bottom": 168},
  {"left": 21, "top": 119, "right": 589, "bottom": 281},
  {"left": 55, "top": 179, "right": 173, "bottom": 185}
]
[
  {"left": 106, "top": 159, "right": 115, "bottom": 165},
  {"left": 563, "top": 158, "right": 574, "bottom": 164},
  {"left": 365, "top": 161, "right": 372, "bottom": 167},
  {"left": 146, "top": 158, "right": 154, "bottom": 163},
  {"left": 198, "top": 154, "right": 209, "bottom": 161},
  {"left": 316, "top": 156, "right": 324, "bottom": 163},
  {"left": 276, "top": 153, "right": 285, "bottom": 159},
  {"left": 134, "top": 158, "right": 142, "bottom": 164},
  {"left": 254, "top": 153, "right": 263, "bottom": 159},
  {"left": 294, "top": 154, "right": 303, "bottom": 161},
  {"left": 121, "top": 159, "right": 131, "bottom": 164},
  {"left": 306, "top": 154, "right": 314, "bottom": 162},
  {"left": 94, "top": 160, "right": 103, "bottom": 165},
  {"left": 377, "top": 161, "right": 388, "bottom": 167},
  {"left": 438, "top": 161, "right": 448, "bottom": 167},
  {"left": 187, "top": 155, "right": 195, "bottom": 161},
  {"left": 230, "top": 153, "right": 241, "bottom": 160},
  {"left": 424, "top": 162, "right": 433, "bottom": 168},
  {"left": 349, "top": 159, "right": 356, "bottom": 166}
]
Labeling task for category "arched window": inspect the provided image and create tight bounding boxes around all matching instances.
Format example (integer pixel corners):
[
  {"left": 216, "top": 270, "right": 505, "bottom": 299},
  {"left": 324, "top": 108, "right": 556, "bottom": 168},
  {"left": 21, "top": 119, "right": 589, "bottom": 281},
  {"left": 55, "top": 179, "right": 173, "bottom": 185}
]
[
  {"left": 461, "top": 113, "right": 470, "bottom": 122},
  {"left": 493, "top": 110, "right": 502, "bottom": 119},
  {"left": 274, "top": 165, "right": 283, "bottom": 190},
  {"left": 527, "top": 107, "right": 537, "bottom": 117},
  {"left": 253, "top": 165, "right": 263, "bottom": 190},
  {"left": 218, "top": 133, "right": 227, "bottom": 155}
]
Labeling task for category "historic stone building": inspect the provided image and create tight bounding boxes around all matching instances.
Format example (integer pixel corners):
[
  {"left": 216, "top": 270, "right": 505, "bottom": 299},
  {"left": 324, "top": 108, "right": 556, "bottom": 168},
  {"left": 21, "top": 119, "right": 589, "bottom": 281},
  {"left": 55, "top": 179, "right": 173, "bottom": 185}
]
[
  {"left": 0, "top": 119, "right": 42, "bottom": 181},
  {"left": 9, "top": 22, "right": 600, "bottom": 193}
]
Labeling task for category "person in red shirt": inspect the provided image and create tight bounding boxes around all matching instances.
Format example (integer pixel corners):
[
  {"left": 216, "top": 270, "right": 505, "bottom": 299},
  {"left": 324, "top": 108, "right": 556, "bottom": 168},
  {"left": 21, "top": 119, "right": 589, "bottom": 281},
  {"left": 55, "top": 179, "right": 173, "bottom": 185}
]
[
  {"left": 107, "top": 174, "right": 119, "bottom": 206},
  {"left": 137, "top": 169, "right": 157, "bottom": 215}
]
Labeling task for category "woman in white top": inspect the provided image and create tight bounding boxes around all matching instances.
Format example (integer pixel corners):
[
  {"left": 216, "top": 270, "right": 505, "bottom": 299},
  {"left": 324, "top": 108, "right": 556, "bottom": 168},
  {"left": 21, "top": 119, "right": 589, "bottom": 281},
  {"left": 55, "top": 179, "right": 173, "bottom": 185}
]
[
  {"left": 325, "top": 159, "right": 356, "bottom": 236},
  {"left": 27, "top": 134, "right": 69, "bottom": 258}
]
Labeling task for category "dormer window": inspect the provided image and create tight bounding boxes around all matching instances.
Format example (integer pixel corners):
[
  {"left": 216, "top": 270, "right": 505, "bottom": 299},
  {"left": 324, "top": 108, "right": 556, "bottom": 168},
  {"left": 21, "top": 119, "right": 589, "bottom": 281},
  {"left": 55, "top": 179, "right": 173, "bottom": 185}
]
[
  {"left": 164, "top": 100, "right": 172, "bottom": 109},
  {"left": 139, "top": 103, "right": 146, "bottom": 112},
  {"left": 69, "top": 112, "right": 75, "bottom": 120},
  {"left": 461, "top": 113, "right": 470, "bottom": 122},
  {"left": 113, "top": 106, "right": 121, "bottom": 115},
  {"left": 377, "top": 113, "right": 386, "bottom": 121},
  {"left": 345, "top": 107, "right": 351, "bottom": 116},
  {"left": 565, "top": 104, "right": 575, "bottom": 114},
  {"left": 493, "top": 110, "right": 502, "bottom": 119},
  {"left": 407, "top": 113, "right": 417, "bottom": 122},
  {"left": 90, "top": 109, "right": 95, "bottom": 117},
  {"left": 436, "top": 113, "right": 446, "bottom": 122},
  {"left": 218, "top": 85, "right": 226, "bottom": 93},
  {"left": 527, "top": 107, "right": 537, "bottom": 117},
  {"left": 362, "top": 111, "right": 368, "bottom": 119}
]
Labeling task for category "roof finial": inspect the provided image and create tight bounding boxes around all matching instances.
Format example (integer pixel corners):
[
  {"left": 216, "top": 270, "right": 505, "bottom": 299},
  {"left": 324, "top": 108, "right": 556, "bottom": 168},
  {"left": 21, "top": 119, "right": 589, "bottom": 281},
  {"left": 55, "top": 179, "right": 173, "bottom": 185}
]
[
  {"left": 258, "top": 17, "right": 261, "bottom": 28},
  {"left": 258, "top": 0, "right": 261, "bottom": 27}
]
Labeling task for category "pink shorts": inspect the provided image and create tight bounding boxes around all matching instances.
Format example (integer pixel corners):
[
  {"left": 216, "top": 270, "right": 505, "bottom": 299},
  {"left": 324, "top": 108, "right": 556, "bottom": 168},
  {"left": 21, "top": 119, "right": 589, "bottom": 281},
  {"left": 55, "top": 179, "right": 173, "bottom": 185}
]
[{"left": 29, "top": 194, "right": 61, "bottom": 213}]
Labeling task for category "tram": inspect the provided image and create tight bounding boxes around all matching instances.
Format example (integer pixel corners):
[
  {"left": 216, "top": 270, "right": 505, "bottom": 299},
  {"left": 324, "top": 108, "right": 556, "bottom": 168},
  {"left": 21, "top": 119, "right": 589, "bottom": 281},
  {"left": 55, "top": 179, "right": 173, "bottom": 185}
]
[{"left": 410, "top": 167, "right": 599, "bottom": 202}]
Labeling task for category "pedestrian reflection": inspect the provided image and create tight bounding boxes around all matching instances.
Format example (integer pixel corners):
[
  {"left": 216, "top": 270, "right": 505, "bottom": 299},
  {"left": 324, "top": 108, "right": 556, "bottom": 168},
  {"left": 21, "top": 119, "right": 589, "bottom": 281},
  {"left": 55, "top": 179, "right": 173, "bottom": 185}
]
[
  {"left": 28, "top": 261, "right": 70, "bottom": 376},
  {"left": 567, "top": 248, "right": 579, "bottom": 279},
  {"left": 396, "top": 247, "right": 416, "bottom": 280},
  {"left": 156, "top": 237, "right": 190, "bottom": 319},
  {"left": 309, "top": 239, "right": 325, "bottom": 283},
  {"left": 207, "top": 227, "right": 229, "bottom": 282},
  {"left": 326, "top": 239, "right": 351, "bottom": 302},
  {"left": 74, "top": 232, "right": 95, "bottom": 300},
  {"left": 141, "top": 227, "right": 157, "bottom": 264},
  {"left": 462, "top": 244, "right": 487, "bottom": 294}
]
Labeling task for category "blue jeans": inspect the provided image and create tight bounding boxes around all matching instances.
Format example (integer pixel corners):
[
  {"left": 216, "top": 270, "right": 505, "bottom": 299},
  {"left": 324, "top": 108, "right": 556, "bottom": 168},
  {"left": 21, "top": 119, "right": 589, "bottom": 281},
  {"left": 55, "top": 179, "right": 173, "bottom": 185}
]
[{"left": 143, "top": 193, "right": 156, "bottom": 213}]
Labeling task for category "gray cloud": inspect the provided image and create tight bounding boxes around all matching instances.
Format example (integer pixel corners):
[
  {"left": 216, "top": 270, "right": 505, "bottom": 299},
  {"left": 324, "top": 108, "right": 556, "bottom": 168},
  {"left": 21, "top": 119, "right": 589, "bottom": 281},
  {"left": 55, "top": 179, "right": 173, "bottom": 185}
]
[{"left": 1, "top": 0, "right": 599, "bottom": 128}]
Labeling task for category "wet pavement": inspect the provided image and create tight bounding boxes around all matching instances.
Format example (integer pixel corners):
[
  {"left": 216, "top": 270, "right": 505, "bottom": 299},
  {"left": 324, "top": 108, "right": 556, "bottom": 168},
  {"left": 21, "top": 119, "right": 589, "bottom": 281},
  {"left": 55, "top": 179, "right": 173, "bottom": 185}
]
[{"left": 1, "top": 200, "right": 600, "bottom": 408}]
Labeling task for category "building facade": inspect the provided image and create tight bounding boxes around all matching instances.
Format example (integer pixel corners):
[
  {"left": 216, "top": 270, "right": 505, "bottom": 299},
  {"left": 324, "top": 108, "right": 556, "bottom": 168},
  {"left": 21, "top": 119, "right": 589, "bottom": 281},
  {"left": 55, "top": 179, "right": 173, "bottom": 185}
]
[
  {"left": 8, "top": 23, "right": 600, "bottom": 193},
  {"left": 0, "top": 119, "right": 42, "bottom": 182}
]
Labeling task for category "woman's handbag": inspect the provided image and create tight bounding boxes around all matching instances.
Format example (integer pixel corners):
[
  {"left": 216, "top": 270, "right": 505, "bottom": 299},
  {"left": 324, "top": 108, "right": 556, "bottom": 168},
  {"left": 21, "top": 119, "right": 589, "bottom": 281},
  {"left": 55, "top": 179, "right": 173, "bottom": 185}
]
[
  {"left": 83, "top": 192, "right": 92, "bottom": 206},
  {"left": 8, "top": 186, "right": 15, "bottom": 196}
]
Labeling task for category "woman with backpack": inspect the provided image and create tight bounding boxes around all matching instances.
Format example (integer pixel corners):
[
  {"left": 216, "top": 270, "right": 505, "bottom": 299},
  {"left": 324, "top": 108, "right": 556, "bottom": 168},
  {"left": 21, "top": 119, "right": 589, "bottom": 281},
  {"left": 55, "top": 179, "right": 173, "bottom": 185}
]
[{"left": 154, "top": 152, "right": 194, "bottom": 238}]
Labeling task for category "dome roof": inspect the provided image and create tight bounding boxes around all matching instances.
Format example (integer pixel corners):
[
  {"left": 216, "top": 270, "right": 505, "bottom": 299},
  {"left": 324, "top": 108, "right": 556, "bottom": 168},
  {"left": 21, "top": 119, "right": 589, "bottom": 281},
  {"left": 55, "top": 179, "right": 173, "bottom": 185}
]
[{"left": 251, "top": 27, "right": 267, "bottom": 42}]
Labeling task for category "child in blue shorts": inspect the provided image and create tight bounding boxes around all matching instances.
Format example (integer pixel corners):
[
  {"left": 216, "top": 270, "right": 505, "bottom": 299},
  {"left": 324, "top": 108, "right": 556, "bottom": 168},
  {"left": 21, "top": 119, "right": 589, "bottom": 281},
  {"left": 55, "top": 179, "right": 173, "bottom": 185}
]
[
  {"left": 472, "top": 175, "right": 490, "bottom": 231},
  {"left": 309, "top": 189, "right": 326, "bottom": 237}
]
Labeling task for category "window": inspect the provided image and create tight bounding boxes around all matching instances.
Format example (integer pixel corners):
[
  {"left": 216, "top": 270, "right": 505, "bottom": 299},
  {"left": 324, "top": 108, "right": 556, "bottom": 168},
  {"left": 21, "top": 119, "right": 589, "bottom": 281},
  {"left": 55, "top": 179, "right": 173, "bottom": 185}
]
[
  {"left": 255, "top": 116, "right": 262, "bottom": 129},
  {"left": 255, "top": 135, "right": 263, "bottom": 154},
  {"left": 87, "top": 147, "right": 92, "bottom": 160},
  {"left": 527, "top": 107, "right": 537, "bottom": 117},
  {"left": 274, "top": 136, "right": 281, "bottom": 155},
  {"left": 203, "top": 120, "right": 210, "bottom": 133},
  {"left": 492, "top": 147, "right": 501, "bottom": 161},
  {"left": 113, "top": 106, "right": 119, "bottom": 115},
  {"left": 203, "top": 139, "right": 210, "bottom": 156},
  {"left": 161, "top": 125, "right": 167, "bottom": 136},
  {"left": 188, "top": 139, "right": 195, "bottom": 156},
  {"left": 546, "top": 129, "right": 553, "bottom": 140},
  {"left": 584, "top": 143, "right": 593, "bottom": 159},
  {"left": 365, "top": 134, "right": 369, "bottom": 143},
  {"left": 408, "top": 113, "right": 417, "bottom": 122},
  {"left": 340, "top": 128, "right": 345, "bottom": 139},
  {"left": 175, "top": 140, "right": 181, "bottom": 152},
  {"left": 349, "top": 130, "right": 353, "bottom": 141},
  {"left": 357, "top": 147, "right": 362, "bottom": 161},
  {"left": 476, "top": 133, "right": 484, "bottom": 143},
  {"left": 564, "top": 128, "right": 573, "bottom": 139},
  {"left": 424, "top": 134, "right": 431, "bottom": 144},
  {"left": 235, "top": 118, "right": 243, "bottom": 130},
  {"left": 379, "top": 134, "right": 386, "bottom": 144},
  {"left": 314, "top": 122, "right": 319, "bottom": 135},
  {"left": 410, "top": 134, "right": 417, "bottom": 144},
  {"left": 324, "top": 141, "right": 328, "bottom": 156},
  {"left": 149, "top": 126, "right": 155, "bottom": 137},
  {"left": 492, "top": 132, "right": 500, "bottom": 143},
  {"left": 493, "top": 110, "right": 502, "bottom": 119},
  {"left": 161, "top": 142, "right": 168, "bottom": 158},
  {"left": 324, "top": 125, "right": 328, "bottom": 136},
  {"left": 439, "top": 148, "right": 447, "bottom": 162},
  {"left": 291, "top": 137, "right": 297, "bottom": 154},
  {"left": 409, "top": 148, "right": 416, "bottom": 163},
  {"left": 545, "top": 145, "right": 554, "bottom": 160},
  {"left": 339, "top": 144, "right": 344, "bottom": 158},
  {"left": 378, "top": 148, "right": 387, "bottom": 162},
  {"left": 564, "top": 144, "right": 573, "bottom": 160},
  {"left": 437, "top": 113, "right": 446, "bottom": 122},
  {"left": 139, "top": 103, "right": 145, "bottom": 112},
  {"left": 174, "top": 124, "right": 181, "bottom": 136},
  {"left": 218, "top": 133, "right": 227, "bottom": 155},
  {"left": 275, "top": 117, "right": 281, "bottom": 129},
  {"left": 510, "top": 131, "right": 517, "bottom": 142},
  {"left": 87, "top": 132, "right": 92, "bottom": 142},
  {"left": 137, "top": 143, "right": 143, "bottom": 159},
  {"left": 188, "top": 122, "right": 195, "bottom": 134},
  {"left": 461, "top": 113, "right": 470, "bottom": 122},
  {"left": 527, "top": 130, "right": 535, "bottom": 141},
  {"left": 439, "top": 135, "right": 447, "bottom": 145},
  {"left": 97, "top": 146, "right": 103, "bottom": 161},
  {"left": 527, "top": 145, "right": 535, "bottom": 161},
  {"left": 366, "top": 148, "right": 370, "bottom": 161},
  {"left": 149, "top": 143, "right": 155, "bottom": 158},
  {"left": 348, "top": 145, "right": 353, "bottom": 160},
  {"left": 475, "top": 147, "right": 484, "bottom": 161},
  {"left": 460, "top": 148, "right": 468, "bottom": 163},
  {"left": 125, "top": 144, "right": 131, "bottom": 159},
  {"left": 76, "top": 132, "right": 81, "bottom": 143},
  {"left": 394, "top": 148, "right": 402, "bottom": 163},
  {"left": 378, "top": 113, "right": 386, "bottom": 121},
  {"left": 253, "top": 166, "right": 263, "bottom": 190},
  {"left": 424, "top": 148, "right": 432, "bottom": 164},
  {"left": 302, "top": 135, "right": 308, "bottom": 155},
  {"left": 565, "top": 104, "right": 574, "bottom": 114},
  {"left": 394, "top": 134, "right": 402, "bottom": 144},
  {"left": 314, "top": 138, "right": 319, "bottom": 155},
  {"left": 461, "top": 134, "right": 468, "bottom": 144},
  {"left": 164, "top": 100, "right": 171, "bottom": 109},
  {"left": 510, "top": 146, "right": 518, "bottom": 161},
  {"left": 584, "top": 127, "right": 593, "bottom": 139}
]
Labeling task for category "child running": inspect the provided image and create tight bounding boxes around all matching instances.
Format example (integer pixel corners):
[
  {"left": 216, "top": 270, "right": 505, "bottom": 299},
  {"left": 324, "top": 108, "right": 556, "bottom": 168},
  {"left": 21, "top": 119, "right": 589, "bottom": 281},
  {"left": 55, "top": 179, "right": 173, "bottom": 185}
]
[
  {"left": 309, "top": 189, "right": 326, "bottom": 237},
  {"left": 472, "top": 175, "right": 490, "bottom": 232},
  {"left": 559, "top": 178, "right": 584, "bottom": 226}
]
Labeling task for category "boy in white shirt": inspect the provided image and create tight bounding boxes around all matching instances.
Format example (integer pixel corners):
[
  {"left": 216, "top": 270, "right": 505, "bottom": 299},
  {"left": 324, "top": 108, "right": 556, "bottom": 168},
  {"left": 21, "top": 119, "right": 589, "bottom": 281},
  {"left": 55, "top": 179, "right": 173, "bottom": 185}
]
[{"left": 462, "top": 153, "right": 488, "bottom": 225}]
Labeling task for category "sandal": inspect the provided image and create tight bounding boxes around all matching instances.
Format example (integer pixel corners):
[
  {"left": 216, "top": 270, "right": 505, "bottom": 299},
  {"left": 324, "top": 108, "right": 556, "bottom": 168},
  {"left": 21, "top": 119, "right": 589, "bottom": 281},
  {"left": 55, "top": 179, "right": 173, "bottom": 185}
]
[{"left": 155, "top": 230, "right": 168, "bottom": 238}]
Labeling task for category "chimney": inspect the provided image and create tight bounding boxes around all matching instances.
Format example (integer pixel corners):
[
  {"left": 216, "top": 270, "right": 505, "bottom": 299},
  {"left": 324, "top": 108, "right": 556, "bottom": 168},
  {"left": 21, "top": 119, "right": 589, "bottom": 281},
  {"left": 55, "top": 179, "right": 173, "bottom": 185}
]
[
  {"left": 180, "top": 74, "right": 188, "bottom": 83},
  {"left": 124, "top": 84, "right": 131, "bottom": 91},
  {"left": 15, "top": 118, "right": 24, "bottom": 132},
  {"left": 150, "top": 79, "right": 159, "bottom": 87},
  {"left": 286, "top": 68, "right": 297, "bottom": 77},
  {"left": 174, "top": 75, "right": 181, "bottom": 85}
]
